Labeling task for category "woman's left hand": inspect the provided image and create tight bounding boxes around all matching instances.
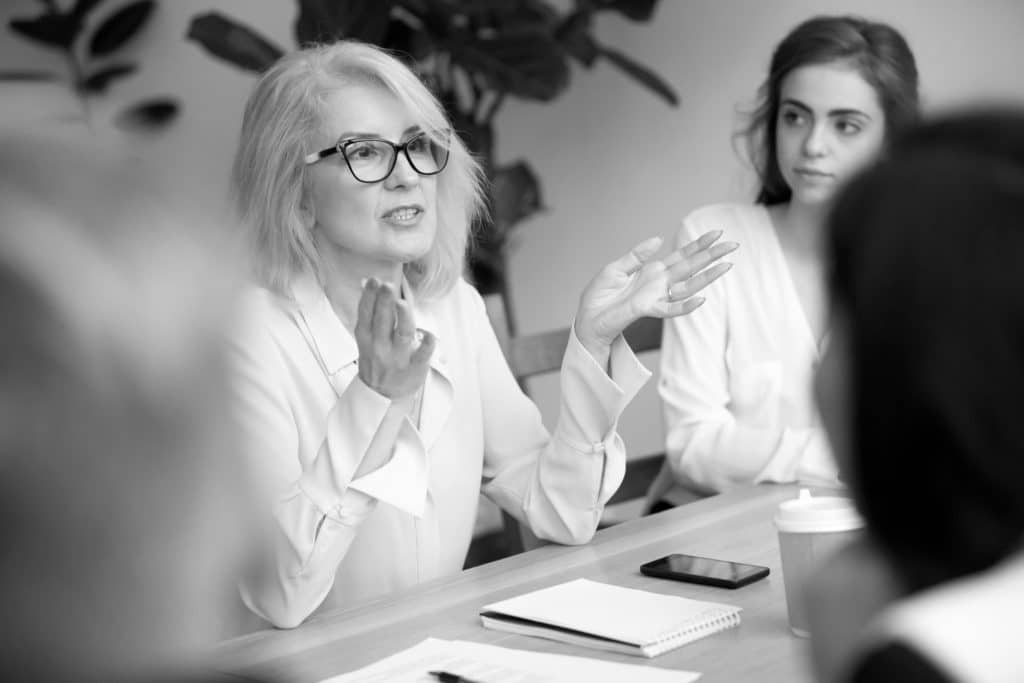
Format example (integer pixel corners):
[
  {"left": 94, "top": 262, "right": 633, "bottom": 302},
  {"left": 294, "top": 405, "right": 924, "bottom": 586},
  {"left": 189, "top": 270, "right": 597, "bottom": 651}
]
[{"left": 574, "top": 230, "right": 737, "bottom": 362}]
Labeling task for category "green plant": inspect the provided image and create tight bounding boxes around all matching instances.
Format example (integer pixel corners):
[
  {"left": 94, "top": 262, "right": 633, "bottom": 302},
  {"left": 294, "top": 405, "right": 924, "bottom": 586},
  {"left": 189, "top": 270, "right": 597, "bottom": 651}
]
[
  {"left": 3, "top": 0, "right": 178, "bottom": 131},
  {"left": 186, "top": 0, "right": 677, "bottom": 312}
]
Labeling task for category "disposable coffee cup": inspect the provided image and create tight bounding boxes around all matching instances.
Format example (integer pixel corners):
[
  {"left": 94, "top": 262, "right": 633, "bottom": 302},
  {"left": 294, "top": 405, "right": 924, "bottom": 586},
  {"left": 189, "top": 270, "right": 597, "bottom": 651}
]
[{"left": 774, "top": 489, "right": 863, "bottom": 637}]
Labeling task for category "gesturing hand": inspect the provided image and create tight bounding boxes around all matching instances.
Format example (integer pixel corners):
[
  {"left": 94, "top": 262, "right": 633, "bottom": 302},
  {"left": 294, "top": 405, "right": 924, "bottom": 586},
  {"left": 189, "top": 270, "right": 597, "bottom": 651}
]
[
  {"left": 574, "top": 230, "right": 737, "bottom": 357},
  {"left": 355, "top": 278, "right": 435, "bottom": 399}
]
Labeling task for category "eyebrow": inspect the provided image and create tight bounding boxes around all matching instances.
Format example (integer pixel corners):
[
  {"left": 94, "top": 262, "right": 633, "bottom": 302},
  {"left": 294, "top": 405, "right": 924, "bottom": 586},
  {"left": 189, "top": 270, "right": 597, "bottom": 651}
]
[
  {"left": 335, "top": 125, "right": 423, "bottom": 141},
  {"left": 781, "top": 98, "right": 872, "bottom": 119}
]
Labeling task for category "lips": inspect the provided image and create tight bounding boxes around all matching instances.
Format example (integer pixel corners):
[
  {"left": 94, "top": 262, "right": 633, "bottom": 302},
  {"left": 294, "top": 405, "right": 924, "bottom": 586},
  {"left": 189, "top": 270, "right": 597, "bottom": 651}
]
[
  {"left": 794, "top": 167, "right": 834, "bottom": 178},
  {"left": 381, "top": 204, "right": 424, "bottom": 223}
]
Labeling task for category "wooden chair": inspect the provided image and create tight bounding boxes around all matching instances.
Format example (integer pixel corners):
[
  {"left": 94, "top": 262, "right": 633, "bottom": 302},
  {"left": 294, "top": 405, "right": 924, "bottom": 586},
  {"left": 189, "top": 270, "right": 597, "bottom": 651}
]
[{"left": 498, "top": 315, "right": 666, "bottom": 553}]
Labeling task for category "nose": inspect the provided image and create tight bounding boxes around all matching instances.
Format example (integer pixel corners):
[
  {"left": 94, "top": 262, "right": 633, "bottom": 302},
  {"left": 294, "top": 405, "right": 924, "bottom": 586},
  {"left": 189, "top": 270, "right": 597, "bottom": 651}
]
[
  {"left": 384, "top": 150, "right": 419, "bottom": 188},
  {"left": 802, "top": 123, "right": 828, "bottom": 158}
]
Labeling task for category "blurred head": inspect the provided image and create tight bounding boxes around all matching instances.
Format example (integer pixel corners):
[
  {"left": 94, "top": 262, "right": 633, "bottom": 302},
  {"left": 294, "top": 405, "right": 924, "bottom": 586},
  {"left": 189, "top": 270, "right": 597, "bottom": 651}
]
[
  {"left": 743, "top": 15, "right": 920, "bottom": 206},
  {"left": 0, "top": 128, "right": 251, "bottom": 681},
  {"left": 815, "top": 110, "right": 1024, "bottom": 593},
  {"left": 232, "top": 40, "right": 486, "bottom": 300}
]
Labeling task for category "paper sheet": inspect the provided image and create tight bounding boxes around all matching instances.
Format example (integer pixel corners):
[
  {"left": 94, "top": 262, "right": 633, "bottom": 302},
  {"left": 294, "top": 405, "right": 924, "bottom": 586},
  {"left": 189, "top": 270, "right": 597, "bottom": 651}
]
[{"left": 318, "top": 637, "right": 700, "bottom": 683}]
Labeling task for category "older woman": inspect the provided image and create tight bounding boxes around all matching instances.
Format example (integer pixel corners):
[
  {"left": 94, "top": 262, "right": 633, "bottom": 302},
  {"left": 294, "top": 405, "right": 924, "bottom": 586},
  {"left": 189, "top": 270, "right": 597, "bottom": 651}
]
[{"left": 229, "top": 40, "right": 735, "bottom": 628}]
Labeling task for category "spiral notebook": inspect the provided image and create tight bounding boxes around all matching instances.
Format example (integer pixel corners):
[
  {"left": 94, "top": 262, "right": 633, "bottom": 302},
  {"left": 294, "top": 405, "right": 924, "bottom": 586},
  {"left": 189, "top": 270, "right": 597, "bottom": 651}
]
[{"left": 480, "top": 578, "right": 741, "bottom": 658}]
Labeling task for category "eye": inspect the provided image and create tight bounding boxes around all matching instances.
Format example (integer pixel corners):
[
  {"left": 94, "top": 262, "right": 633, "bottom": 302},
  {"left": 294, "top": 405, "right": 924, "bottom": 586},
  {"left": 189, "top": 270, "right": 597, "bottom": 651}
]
[
  {"left": 406, "top": 135, "right": 430, "bottom": 155},
  {"left": 835, "top": 118, "right": 864, "bottom": 136},
  {"left": 346, "top": 141, "right": 383, "bottom": 161},
  {"left": 781, "top": 109, "right": 806, "bottom": 127}
]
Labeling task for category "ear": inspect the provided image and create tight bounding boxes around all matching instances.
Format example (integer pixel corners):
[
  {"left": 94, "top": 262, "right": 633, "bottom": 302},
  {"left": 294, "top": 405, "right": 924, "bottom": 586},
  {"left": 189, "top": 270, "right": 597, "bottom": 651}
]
[{"left": 297, "top": 196, "right": 315, "bottom": 227}]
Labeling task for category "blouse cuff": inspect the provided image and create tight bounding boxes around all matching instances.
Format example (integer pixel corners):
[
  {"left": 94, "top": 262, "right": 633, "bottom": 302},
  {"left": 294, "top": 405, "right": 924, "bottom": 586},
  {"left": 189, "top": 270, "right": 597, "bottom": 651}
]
[
  {"left": 556, "top": 322, "right": 652, "bottom": 444},
  {"left": 301, "top": 377, "right": 429, "bottom": 518},
  {"left": 760, "top": 427, "right": 839, "bottom": 485},
  {"left": 347, "top": 416, "right": 429, "bottom": 518}
]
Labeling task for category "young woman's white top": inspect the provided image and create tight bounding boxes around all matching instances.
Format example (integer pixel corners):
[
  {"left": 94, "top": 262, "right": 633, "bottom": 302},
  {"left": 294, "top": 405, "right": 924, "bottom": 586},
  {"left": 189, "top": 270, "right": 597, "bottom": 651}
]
[
  {"left": 656, "top": 203, "right": 839, "bottom": 495},
  {"left": 230, "top": 274, "right": 649, "bottom": 628}
]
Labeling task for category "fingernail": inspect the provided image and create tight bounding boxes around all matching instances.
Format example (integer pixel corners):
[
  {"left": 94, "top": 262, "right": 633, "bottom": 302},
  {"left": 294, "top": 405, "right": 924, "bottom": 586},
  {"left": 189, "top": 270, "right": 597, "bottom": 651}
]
[
  {"left": 721, "top": 262, "right": 734, "bottom": 271},
  {"left": 723, "top": 241, "right": 739, "bottom": 251},
  {"left": 360, "top": 277, "right": 369, "bottom": 288}
]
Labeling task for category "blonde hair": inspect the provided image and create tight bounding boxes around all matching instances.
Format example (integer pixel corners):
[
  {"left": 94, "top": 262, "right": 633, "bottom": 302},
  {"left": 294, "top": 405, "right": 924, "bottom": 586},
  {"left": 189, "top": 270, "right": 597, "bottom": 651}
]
[{"left": 232, "top": 41, "right": 487, "bottom": 300}]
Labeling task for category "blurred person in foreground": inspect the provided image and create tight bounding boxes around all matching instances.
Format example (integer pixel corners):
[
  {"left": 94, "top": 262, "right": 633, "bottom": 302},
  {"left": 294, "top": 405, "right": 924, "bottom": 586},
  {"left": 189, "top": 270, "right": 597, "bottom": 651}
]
[
  {"left": 0, "top": 127, "right": 256, "bottom": 682},
  {"left": 808, "top": 110, "right": 1024, "bottom": 682},
  {"left": 228, "top": 40, "right": 736, "bottom": 628}
]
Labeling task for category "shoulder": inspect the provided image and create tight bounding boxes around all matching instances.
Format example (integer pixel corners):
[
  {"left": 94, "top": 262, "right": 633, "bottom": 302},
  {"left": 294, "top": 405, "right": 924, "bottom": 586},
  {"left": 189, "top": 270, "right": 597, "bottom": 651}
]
[
  {"left": 228, "top": 285, "right": 300, "bottom": 357},
  {"left": 235, "top": 285, "right": 295, "bottom": 331},
  {"left": 678, "top": 203, "right": 766, "bottom": 242}
]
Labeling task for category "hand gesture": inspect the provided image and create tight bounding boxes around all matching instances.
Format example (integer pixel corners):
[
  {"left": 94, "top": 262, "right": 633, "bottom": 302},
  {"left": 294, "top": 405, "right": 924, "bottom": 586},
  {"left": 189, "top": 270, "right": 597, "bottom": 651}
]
[
  {"left": 574, "top": 230, "right": 737, "bottom": 355},
  {"left": 355, "top": 278, "right": 435, "bottom": 399}
]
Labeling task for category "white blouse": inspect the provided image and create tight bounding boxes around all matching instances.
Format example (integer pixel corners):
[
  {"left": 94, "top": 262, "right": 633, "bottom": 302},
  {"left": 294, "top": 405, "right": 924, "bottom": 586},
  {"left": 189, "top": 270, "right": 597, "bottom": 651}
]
[
  {"left": 229, "top": 275, "right": 649, "bottom": 628},
  {"left": 864, "top": 552, "right": 1024, "bottom": 682},
  {"left": 655, "top": 203, "right": 839, "bottom": 496}
]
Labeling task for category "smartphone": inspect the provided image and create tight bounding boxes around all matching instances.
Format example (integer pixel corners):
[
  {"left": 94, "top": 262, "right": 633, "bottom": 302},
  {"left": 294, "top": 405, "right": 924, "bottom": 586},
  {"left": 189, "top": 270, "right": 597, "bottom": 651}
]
[{"left": 640, "top": 553, "right": 770, "bottom": 589}]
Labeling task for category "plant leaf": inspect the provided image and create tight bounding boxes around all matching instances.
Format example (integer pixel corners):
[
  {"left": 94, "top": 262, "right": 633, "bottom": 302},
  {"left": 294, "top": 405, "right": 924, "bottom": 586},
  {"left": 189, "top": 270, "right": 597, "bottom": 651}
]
[
  {"left": 386, "top": 16, "right": 433, "bottom": 63},
  {"left": 294, "top": 0, "right": 392, "bottom": 46},
  {"left": 598, "top": 46, "right": 678, "bottom": 106},
  {"left": 0, "top": 70, "right": 61, "bottom": 82},
  {"left": 555, "top": 10, "right": 598, "bottom": 67},
  {"left": 82, "top": 62, "right": 136, "bottom": 93},
  {"left": 88, "top": 0, "right": 155, "bottom": 57},
  {"left": 448, "top": 29, "right": 569, "bottom": 102},
  {"left": 9, "top": 13, "right": 81, "bottom": 50},
  {"left": 114, "top": 97, "right": 179, "bottom": 132},
  {"left": 71, "top": 0, "right": 107, "bottom": 20},
  {"left": 186, "top": 13, "right": 284, "bottom": 74},
  {"left": 596, "top": 0, "right": 659, "bottom": 22},
  {"left": 492, "top": 160, "right": 544, "bottom": 233}
]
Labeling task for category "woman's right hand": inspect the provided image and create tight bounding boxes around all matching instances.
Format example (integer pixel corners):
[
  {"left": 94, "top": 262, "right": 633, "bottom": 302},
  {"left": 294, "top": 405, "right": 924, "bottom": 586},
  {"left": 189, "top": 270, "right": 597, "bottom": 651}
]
[{"left": 355, "top": 278, "right": 435, "bottom": 399}]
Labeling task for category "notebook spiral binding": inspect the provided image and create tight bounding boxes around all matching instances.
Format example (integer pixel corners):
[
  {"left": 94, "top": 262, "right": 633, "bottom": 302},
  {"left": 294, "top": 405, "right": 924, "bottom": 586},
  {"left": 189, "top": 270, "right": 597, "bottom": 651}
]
[{"left": 647, "top": 609, "right": 742, "bottom": 656}]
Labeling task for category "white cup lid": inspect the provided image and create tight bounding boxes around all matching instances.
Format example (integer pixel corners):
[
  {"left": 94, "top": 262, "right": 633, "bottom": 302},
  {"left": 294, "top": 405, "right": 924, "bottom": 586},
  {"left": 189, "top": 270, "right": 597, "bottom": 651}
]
[{"left": 774, "top": 489, "right": 864, "bottom": 533}]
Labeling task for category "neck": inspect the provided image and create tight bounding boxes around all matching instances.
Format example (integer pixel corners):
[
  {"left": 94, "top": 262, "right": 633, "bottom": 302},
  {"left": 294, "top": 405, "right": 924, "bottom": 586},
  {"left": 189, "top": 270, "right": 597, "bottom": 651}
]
[
  {"left": 316, "top": 237, "right": 404, "bottom": 329},
  {"left": 776, "top": 200, "right": 828, "bottom": 254}
]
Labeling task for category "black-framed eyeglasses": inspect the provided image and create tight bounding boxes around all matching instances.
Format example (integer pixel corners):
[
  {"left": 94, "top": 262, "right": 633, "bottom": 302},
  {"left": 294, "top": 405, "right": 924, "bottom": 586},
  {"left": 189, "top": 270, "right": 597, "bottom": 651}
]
[{"left": 303, "top": 130, "right": 451, "bottom": 183}]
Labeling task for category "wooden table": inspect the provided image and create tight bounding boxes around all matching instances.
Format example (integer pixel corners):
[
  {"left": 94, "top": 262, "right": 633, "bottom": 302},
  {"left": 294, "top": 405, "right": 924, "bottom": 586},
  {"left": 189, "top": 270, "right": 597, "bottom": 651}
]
[{"left": 214, "top": 485, "right": 816, "bottom": 682}]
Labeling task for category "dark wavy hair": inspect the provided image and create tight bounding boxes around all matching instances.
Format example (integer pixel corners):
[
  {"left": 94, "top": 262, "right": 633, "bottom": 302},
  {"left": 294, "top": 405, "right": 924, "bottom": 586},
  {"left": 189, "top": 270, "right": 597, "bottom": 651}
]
[
  {"left": 742, "top": 15, "right": 920, "bottom": 205},
  {"left": 826, "top": 109, "right": 1024, "bottom": 593}
]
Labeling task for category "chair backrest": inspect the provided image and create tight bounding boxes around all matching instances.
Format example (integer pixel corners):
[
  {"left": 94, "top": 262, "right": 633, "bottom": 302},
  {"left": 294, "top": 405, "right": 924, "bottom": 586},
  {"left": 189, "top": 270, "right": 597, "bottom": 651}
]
[{"left": 497, "top": 315, "right": 665, "bottom": 553}]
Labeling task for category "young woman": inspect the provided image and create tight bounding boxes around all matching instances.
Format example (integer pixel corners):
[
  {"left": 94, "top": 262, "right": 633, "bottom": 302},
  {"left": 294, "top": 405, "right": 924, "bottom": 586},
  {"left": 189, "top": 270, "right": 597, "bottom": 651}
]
[
  {"left": 807, "top": 109, "right": 1024, "bottom": 683},
  {"left": 652, "top": 16, "right": 920, "bottom": 502},
  {"left": 228, "top": 41, "right": 736, "bottom": 628}
]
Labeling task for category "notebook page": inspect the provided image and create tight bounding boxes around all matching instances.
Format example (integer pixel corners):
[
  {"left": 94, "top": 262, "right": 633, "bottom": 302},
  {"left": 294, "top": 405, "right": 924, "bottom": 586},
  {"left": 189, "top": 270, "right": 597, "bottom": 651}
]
[{"left": 481, "top": 578, "right": 740, "bottom": 646}]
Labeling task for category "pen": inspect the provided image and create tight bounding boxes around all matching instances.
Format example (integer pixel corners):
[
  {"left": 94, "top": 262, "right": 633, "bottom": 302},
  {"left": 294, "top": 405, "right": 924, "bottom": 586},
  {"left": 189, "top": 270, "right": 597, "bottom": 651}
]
[{"left": 428, "top": 670, "right": 485, "bottom": 683}]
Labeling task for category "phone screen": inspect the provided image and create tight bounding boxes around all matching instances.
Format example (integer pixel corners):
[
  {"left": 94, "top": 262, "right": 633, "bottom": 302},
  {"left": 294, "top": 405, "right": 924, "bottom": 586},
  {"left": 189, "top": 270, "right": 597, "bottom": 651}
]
[
  {"left": 641, "top": 553, "right": 769, "bottom": 587},
  {"left": 662, "top": 555, "right": 762, "bottom": 580}
]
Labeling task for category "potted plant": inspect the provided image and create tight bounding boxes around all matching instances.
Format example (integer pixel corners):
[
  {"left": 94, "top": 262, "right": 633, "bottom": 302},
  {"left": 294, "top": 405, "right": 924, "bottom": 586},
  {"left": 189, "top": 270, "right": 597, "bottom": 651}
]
[{"left": 3, "top": 0, "right": 179, "bottom": 132}]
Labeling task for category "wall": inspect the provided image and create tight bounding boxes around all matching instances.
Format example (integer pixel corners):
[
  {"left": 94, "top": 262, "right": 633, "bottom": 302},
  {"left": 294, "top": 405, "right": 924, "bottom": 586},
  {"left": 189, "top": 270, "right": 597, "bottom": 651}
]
[
  {"left": 3, "top": 0, "right": 1023, "bottom": 502},
  {"left": 497, "top": 0, "right": 1024, "bottom": 459}
]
